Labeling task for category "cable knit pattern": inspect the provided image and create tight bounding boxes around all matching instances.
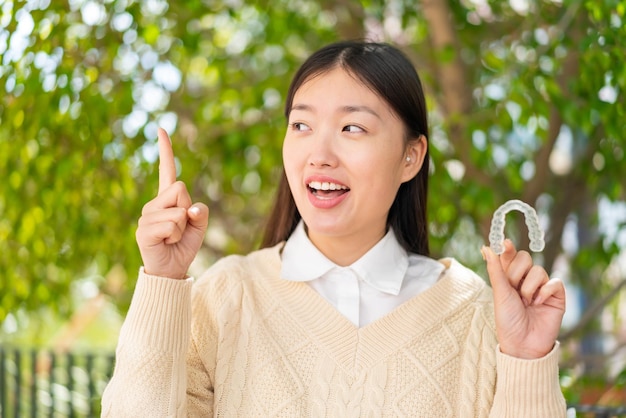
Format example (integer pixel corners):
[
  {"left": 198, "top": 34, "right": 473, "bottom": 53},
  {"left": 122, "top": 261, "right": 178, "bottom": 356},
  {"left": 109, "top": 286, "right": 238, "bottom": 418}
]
[
  {"left": 102, "top": 245, "right": 566, "bottom": 417},
  {"left": 311, "top": 355, "right": 334, "bottom": 416},
  {"left": 482, "top": 328, "right": 498, "bottom": 418},
  {"left": 459, "top": 309, "right": 485, "bottom": 417},
  {"left": 366, "top": 363, "right": 387, "bottom": 415}
]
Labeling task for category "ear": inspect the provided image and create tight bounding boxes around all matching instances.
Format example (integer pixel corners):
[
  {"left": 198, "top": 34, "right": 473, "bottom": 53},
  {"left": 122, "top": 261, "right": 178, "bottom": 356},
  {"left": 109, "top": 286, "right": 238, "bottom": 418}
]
[{"left": 401, "top": 135, "right": 428, "bottom": 183}]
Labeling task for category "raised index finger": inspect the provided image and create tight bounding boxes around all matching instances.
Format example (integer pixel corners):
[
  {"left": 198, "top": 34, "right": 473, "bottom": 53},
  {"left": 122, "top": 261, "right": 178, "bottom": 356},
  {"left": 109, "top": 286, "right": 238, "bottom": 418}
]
[{"left": 157, "top": 128, "right": 176, "bottom": 195}]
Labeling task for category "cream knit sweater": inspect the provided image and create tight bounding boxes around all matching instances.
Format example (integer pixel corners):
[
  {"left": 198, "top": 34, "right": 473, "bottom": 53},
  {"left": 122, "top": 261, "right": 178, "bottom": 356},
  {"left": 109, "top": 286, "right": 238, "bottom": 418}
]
[{"left": 101, "top": 244, "right": 566, "bottom": 417}]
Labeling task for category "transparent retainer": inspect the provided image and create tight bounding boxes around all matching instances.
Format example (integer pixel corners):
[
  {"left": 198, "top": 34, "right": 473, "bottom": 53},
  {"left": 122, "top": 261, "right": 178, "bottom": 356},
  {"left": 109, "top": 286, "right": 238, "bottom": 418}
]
[{"left": 489, "top": 199, "right": 545, "bottom": 255}]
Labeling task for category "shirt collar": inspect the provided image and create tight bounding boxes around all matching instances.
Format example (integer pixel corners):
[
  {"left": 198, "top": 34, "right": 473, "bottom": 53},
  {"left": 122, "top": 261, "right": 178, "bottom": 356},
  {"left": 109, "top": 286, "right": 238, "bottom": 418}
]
[
  {"left": 280, "top": 221, "right": 336, "bottom": 281},
  {"left": 280, "top": 221, "right": 409, "bottom": 295}
]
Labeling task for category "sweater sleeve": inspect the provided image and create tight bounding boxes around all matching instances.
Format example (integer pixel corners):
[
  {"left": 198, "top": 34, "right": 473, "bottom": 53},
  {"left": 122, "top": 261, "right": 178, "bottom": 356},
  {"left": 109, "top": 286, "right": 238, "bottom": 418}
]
[
  {"left": 101, "top": 269, "right": 193, "bottom": 418},
  {"left": 185, "top": 329, "right": 215, "bottom": 416},
  {"left": 489, "top": 342, "right": 566, "bottom": 418}
]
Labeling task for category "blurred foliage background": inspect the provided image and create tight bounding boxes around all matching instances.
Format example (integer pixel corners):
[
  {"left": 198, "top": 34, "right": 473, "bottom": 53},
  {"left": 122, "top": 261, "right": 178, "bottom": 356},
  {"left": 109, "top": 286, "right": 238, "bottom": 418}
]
[{"left": 1, "top": 0, "right": 625, "bottom": 407}]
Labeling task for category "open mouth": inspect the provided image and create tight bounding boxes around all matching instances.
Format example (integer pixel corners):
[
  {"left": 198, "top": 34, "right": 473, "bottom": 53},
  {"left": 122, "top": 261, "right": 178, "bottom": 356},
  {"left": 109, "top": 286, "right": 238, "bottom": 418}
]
[{"left": 307, "top": 181, "right": 350, "bottom": 199}]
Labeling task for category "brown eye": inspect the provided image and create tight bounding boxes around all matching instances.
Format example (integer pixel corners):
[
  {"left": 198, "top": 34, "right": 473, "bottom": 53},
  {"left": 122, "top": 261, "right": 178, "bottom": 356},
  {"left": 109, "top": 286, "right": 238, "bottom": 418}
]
[
  {"left": 342, "top": 125, "right": 364, "bottom": 133},
  {"left": 291, "top": 122, "right": 311, "bottom": 131}
]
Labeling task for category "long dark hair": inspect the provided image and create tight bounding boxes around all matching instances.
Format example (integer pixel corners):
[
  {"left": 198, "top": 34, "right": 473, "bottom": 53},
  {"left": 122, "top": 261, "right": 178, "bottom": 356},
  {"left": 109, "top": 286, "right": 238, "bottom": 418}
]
[{"left": 261, "top": 40, "right": 430, "bottom": 256}]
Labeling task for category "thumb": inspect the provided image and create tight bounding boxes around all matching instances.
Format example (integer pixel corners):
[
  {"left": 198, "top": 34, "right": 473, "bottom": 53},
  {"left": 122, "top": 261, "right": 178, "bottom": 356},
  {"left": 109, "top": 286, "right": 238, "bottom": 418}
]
[
  {"left": 481, "top": 245, "right": 514, "bottom": 301},
  {"left": 187, "top": 203, "right": 209, "bottom": 232}
]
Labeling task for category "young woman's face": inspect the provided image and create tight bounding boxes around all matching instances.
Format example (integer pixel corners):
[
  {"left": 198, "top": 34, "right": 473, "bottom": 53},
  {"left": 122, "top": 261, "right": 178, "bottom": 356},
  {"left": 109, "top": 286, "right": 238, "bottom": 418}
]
[{"left": 283, "top": 67, "right": 425, "bottom": 259}]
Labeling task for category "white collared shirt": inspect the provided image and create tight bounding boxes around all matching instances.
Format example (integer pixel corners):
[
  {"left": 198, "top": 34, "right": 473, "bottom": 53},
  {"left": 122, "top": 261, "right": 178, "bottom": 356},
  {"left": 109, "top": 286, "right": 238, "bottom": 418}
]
[{"left": 281, "top": 221, "right": 444, "bottom": 327}]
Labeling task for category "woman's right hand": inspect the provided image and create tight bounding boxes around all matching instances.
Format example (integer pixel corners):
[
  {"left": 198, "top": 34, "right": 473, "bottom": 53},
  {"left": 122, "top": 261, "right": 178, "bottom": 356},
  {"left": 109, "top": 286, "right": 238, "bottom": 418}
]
[{"left": 135, "top": 128, "right": 209, "bottom": 279}]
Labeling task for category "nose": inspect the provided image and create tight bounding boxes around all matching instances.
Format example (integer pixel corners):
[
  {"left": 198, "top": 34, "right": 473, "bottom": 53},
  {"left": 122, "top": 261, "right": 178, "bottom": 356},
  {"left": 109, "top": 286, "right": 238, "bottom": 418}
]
[{"left": 307, "top": 128, "right": 338, "bottom": 167}]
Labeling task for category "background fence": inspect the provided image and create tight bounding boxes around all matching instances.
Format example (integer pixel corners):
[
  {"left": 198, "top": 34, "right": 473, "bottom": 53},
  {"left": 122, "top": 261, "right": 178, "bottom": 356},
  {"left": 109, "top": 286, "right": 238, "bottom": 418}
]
[
  {"left": 0, "top": 346, "right": 114, "bottom": 418},
  {"left": 570, "top": 404, "right": 626, "bottom": 418},
  {"left": 0, "top": 345, "right": 624, "bottom": 417}
]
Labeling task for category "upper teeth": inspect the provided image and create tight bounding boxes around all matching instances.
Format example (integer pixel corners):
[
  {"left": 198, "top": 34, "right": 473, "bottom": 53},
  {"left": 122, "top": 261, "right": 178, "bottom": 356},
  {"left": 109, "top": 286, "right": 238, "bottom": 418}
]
[{"left": 308, "top": 181, "right": 348, "bottom": 191}]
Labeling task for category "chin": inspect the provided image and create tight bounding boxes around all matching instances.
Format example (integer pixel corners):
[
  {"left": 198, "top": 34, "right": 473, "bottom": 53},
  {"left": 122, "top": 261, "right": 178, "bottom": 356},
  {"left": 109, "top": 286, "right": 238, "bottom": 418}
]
[{"left": 301, "top": 216, "right": 347, "bottom": 236}]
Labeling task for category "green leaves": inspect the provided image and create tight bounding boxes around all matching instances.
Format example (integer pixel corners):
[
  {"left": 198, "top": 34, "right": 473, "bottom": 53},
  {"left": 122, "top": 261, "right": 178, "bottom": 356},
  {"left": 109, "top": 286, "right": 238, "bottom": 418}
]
[
  {"left": 0, "top": 0, "right": 339, "bottom": 321},
  {"left": 1, "top": 7, "right": 625, "bottom": 397}
]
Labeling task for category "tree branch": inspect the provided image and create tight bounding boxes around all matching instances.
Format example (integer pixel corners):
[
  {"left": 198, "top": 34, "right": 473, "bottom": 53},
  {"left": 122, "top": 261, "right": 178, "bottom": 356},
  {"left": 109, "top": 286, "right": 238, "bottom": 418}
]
[
  {"left": 319, "top": 0, "right": 365, "bottom": 40},
  {"left": 419, "top": 0, "right": 495, "bottom": 189},
  {"left": 523, "top": 8, "right": 584, "bottom": 206},
  {"left": 560, "top": 278, "right": 626, "bottom": 342}
]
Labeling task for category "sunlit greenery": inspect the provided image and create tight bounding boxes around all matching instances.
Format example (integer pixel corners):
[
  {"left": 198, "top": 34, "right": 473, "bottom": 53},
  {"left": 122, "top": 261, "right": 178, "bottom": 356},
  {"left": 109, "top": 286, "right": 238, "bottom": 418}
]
[{"left": 2, "top": 0, "right": 625, "bottom": 407}]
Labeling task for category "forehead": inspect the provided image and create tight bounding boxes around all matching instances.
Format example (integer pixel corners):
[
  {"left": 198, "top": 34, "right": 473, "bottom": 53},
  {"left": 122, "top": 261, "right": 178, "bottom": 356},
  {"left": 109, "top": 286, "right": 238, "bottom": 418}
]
[
  {"left": 295, "top": 67, "right": 368, "bottom": 96},
  {"left": 294, "top": 68, "right": 380, "bottom": 102},
  {"left": 291, "top": 68, "right": 401, "bottom": 123}
]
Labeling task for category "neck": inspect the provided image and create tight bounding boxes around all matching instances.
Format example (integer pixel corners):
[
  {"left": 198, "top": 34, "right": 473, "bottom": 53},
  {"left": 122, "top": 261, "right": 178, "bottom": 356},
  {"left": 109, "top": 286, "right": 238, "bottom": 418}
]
[{"left": 307, "top": 226, "right": 387, "bottom": 266}]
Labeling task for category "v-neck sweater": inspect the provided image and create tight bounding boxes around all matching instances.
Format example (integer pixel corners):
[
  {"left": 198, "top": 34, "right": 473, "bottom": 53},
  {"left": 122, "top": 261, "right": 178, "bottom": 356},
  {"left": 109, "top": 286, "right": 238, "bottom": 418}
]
[
  {"left": 281, "top": 221, "right": 444, "bottom": 327},
  {"left": 102, "top": 244, "right": 566, "bottom": 417}
]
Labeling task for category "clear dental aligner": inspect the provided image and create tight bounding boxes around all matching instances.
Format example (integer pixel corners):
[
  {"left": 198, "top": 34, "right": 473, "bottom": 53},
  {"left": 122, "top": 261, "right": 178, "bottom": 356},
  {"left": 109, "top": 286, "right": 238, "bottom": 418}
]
[{"left": 489, "top": 199, "right": 545, "bottom": 255}]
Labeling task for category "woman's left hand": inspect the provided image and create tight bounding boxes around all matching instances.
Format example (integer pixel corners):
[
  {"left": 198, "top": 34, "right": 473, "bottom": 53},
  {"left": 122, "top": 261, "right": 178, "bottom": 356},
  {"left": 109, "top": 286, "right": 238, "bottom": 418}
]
[{"left": 482, "top": 239, "right": 566, "bottom": 359}]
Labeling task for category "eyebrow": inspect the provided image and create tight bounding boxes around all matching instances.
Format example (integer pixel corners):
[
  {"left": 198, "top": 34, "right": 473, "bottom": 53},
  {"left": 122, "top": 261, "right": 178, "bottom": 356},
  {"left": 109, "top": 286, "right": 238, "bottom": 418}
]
[
  {"left": 341, "top": 105, "right": 381, "bottom": 120},
  {"left": 290, "top": 103, "right": 382, "bottom": 120},
  {"left": 290, "top": 103, "right": 313, "bottom": 113}
]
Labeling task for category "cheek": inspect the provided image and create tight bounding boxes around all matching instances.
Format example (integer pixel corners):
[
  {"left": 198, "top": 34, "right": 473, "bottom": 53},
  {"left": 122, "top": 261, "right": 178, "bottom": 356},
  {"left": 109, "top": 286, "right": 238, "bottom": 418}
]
[
  {"left": 366, "top": 157, "right": 406, "bottom": 199},
  {"left": 282, "top": 139, "right": 300, "bottom": 186},
  {"left": 282, "top": 134, "right": 301, "bottom": 161}
]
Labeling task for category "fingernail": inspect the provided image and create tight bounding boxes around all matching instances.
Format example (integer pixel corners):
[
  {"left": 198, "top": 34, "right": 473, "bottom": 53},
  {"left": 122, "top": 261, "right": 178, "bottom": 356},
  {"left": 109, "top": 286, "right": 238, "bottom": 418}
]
[
  {"left": 480, "top": 246, "right": 488, "bottom": 261},
  {"left": 533, "top": 296, "right": 543, "bottom": 305},
  {"left": 189, "top": 206, "right": 200, "bottom": 216}
]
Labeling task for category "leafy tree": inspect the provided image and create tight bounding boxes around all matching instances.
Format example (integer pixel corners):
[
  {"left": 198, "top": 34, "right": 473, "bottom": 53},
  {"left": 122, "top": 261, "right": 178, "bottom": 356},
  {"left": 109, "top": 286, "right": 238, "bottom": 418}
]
[
  {"left": 0, "top": 0, "right": 338, "bottom": 319},
  {"left": 1, "top": 0, "right": 625, "bottom": 404}
]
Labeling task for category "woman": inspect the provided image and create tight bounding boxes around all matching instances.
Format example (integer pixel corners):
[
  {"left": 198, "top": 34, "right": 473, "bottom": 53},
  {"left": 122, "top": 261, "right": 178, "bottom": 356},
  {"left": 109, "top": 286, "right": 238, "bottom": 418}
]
[{"left": 102, "top": 40, "right": 566, "bottom": 417}]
